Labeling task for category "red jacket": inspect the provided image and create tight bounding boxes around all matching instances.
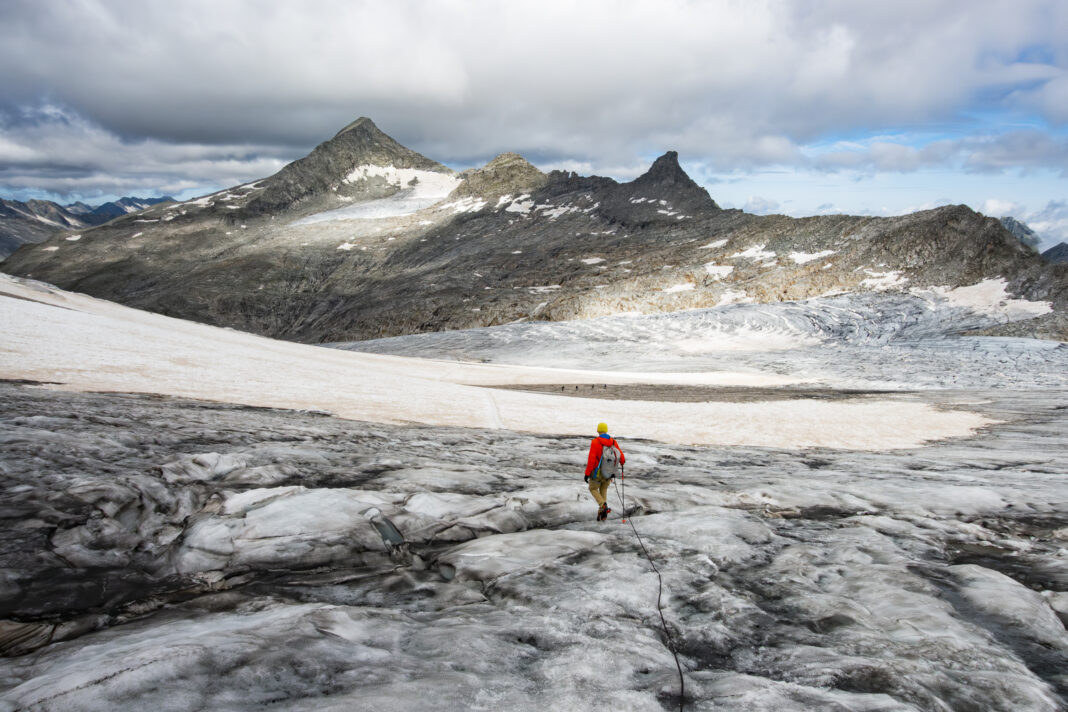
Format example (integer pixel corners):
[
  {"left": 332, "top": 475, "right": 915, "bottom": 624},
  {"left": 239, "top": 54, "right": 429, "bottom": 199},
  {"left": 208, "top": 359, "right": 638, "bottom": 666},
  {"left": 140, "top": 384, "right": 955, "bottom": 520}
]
[{"left": 585, "top": 434, "right": 625, "bottom": 477}]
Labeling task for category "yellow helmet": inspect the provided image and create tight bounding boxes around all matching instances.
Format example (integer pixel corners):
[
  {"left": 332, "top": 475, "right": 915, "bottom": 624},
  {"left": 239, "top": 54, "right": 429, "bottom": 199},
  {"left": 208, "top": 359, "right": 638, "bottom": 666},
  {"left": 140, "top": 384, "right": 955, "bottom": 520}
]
[{"left": 597, "top": 422, "right": 608, "bottom": 433}]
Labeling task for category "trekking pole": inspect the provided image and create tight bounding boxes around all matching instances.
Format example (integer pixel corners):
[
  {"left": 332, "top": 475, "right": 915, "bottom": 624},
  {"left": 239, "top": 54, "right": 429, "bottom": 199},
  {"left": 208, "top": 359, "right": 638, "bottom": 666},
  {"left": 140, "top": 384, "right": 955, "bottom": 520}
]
[{"left": 620, "top": 464, "right": 627, "bottom": 523}]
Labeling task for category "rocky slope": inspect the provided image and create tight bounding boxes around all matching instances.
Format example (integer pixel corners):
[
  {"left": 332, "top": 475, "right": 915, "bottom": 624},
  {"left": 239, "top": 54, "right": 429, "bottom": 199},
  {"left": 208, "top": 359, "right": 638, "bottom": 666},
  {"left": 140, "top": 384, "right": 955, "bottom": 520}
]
[{"left": 4, "top": 118, "right": 1066, "bottom": 341}]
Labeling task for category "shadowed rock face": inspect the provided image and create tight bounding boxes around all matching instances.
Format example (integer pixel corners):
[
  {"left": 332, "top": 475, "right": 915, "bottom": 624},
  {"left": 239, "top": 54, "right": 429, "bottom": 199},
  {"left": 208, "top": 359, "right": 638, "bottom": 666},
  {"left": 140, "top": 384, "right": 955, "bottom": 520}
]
[
  {"left": 628, "top": 150, "right": 719, "bottom": 212},
  {"left": 1044, "top": 242, "right": 1068, "bottom": 264},
  {"left": 3, "top": 118, "right": 1066, "bottom": 342}
]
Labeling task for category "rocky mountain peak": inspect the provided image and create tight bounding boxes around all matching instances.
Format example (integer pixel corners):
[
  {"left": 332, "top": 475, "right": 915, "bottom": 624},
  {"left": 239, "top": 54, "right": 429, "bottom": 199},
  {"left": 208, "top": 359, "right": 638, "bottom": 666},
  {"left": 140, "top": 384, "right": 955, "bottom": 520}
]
[
  {"left": 451, "top": 152, "right": 547, "bottom": 201},
  {"left": 627, "top": 151, "right": 719, "bottom": 211},
  {"left": 333, "top": 116, "right": 379, "bottom": 138},
  {"left": 242, "top": 118, "right": 451, "bottom": 216},
  {"left": 637, "top": 151, "right": 687, "bottom": 183}
]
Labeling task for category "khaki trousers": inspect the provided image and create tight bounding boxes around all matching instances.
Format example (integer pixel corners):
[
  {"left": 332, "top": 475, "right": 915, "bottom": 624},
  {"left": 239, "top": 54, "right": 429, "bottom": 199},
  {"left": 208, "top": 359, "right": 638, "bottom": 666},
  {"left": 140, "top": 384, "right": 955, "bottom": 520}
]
[{"left": 588, "top": 476, "right": 612, "bottom": 507}]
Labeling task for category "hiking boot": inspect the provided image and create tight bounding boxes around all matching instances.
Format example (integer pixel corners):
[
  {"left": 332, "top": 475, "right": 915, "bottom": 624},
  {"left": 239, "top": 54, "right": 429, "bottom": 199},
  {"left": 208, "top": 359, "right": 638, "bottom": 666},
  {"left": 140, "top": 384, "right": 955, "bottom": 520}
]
[{"left": 597, "top": 504, "right": 610, "bottom": 521}]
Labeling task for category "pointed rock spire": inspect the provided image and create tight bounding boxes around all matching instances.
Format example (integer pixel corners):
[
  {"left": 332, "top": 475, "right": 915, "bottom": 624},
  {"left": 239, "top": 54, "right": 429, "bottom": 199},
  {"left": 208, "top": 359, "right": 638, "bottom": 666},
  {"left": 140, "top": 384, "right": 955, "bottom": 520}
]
[{"left": 628, "top": 151, "right": 719, "bottom": 211}]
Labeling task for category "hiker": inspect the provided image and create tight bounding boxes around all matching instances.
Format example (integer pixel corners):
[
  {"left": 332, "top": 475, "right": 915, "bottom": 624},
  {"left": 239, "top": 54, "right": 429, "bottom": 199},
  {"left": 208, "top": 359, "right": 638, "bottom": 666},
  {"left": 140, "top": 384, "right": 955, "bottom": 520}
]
[{"left": 584, "top": 422, "right": 625, "bottom": 521}]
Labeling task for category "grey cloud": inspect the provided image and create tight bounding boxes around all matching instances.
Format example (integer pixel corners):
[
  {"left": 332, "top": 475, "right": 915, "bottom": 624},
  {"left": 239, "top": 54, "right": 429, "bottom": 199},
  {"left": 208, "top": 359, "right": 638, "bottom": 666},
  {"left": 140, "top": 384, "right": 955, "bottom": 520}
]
[
  {"left": 0, "top": 105, "right": 291, "bottom": 201},
  {"left": 963, "top": 131, "right": 1068, "bottom": 174},
  {"left": 1, "top": 0, "right": 1067, "bottom": 199},
  {"left": 811, "top": 132, "right": 1068, "bottom": 175}
]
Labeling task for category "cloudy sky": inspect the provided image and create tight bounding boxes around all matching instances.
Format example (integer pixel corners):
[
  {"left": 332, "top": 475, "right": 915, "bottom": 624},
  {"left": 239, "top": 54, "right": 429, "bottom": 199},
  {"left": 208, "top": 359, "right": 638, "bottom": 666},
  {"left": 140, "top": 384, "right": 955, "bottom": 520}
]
[{"left": 2, "top": 0, "right": 1066, "bottom": 248}]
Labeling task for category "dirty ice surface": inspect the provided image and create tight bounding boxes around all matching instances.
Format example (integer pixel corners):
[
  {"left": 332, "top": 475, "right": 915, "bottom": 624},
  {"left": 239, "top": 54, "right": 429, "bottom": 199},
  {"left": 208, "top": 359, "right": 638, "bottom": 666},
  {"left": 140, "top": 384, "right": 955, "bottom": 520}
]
[
  {"left": 1, "top": 273, "right": 1067, "bottom": 711},
  {"left": 342, "top": 280, "right": 1066, "bottom": 391}
]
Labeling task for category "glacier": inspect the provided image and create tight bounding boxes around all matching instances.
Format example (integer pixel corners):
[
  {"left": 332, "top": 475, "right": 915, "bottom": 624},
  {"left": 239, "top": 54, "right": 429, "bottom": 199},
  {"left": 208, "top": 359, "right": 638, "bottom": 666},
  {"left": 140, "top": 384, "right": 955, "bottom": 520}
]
[{"left": 1, "top": 274, "right": 1067, "bottom": 710}]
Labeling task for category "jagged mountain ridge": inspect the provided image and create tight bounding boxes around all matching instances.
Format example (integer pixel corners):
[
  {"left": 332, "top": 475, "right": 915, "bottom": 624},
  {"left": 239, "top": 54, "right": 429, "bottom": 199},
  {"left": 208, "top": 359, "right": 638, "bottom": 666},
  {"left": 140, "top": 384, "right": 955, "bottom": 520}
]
[
  {"left": 4, "top": 118, "right": 1066, "bottom": 341},
  {"left": 0, "top": 196, "right": 172, "bottom": 260},
  {"left": 83, "top": 196, "right": 175, "bottom": 222}
]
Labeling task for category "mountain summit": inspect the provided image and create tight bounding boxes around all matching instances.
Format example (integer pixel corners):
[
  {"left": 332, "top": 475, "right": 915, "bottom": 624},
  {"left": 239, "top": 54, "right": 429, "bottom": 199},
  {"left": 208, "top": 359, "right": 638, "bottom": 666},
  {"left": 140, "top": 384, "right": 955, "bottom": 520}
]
[
  {"left": 244, "top": 117, "right": 453, "bottom": 216},
  {"left": 450, "top": 153, "right": 547, "bottom": 203},
  {"left": 627, "top": 150, "right": 719, "bottom": 212}
]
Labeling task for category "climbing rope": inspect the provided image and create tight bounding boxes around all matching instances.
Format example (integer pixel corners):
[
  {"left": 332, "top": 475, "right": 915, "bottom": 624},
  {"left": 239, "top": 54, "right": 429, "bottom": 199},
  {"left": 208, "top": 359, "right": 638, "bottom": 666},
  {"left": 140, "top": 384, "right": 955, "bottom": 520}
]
[{"left": 613, "top": 470, "right": 686, "bottom": 711}]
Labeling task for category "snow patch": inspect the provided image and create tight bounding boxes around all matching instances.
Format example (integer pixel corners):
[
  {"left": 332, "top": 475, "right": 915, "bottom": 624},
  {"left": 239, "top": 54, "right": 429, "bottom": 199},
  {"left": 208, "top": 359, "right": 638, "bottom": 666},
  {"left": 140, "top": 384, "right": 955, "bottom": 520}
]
[
  {"left": 918, "top": 278, "right": 1052, "bottom": 320},
  {"left": 439, "top": 197, "right": 487, "bottom": 214},
  {"left": 789, "top": 250, "right": 837, "bottom": 264},
  {"left": 505, "top": 198, "right": 534, "bottom": 214},
  {"left": 703, "top": 263, "right": 734, "bottom": 280},
  {"left": 861, "top": 270, "right": 908, "bottom": 291},
  {"left": 662, "top": 283, "right": 694, "bottom": 294},
  {"left": 536, "top": 204, "right": 575, "bottom": 220},
  {"left": 718, "top": 289, "right": 753, "bottom": 305},
  {"left": 65, "top": 235, "right": 82, "bottom": 241},
  {"left": 295, "top": 166, "right": 460, "bottom": 224},
  {"left": 580, "top": 257, "right": 605, "bottom": 265},
  {"left": 699, "top": 239, "right": 728, "bottom": 250},
  {"left": 731, "top": 244, "right": 776, "bottom": 261}
]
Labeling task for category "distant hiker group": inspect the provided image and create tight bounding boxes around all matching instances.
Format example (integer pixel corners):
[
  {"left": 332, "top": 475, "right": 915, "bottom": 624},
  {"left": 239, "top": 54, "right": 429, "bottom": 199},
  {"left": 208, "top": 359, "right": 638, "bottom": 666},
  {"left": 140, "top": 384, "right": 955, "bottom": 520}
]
[{"left": 584, "top": 422, "right": 625, "bottom": 521}]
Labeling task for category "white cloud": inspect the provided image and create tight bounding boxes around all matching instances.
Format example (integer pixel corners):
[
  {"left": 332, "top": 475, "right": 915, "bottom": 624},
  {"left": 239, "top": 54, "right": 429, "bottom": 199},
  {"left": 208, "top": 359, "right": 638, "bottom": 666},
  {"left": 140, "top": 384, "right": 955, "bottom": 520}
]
[
  {"left": 1021, "top": 200, "right": 1068, "bottom": 251},
  {"left": 743, "top": 196, "right": 781, "bottom": 215},
  {"left": 981, "top": 198, "right": 1023, "bottom": 218}
]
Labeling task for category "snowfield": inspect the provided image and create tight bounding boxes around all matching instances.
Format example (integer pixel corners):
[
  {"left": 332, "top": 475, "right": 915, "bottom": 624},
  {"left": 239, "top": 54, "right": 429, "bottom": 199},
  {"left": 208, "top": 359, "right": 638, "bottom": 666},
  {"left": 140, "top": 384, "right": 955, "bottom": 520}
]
[
  {"left": 293, "top": 166, "right": 461, "bottom": 224},
  {"left": 1, "top": 273, "right": 1067, "bottom": 711},
  {"left": 0, "top": 274, "right": 992, "bottom": 450}
]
